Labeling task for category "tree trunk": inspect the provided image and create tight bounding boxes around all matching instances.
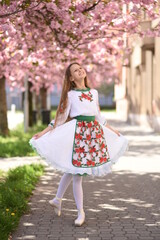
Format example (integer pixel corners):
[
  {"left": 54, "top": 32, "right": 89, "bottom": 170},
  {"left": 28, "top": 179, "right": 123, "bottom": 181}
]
[
  {"left": 40, "top": 86, "right": 50, "bottom": 124},
  {"left": 28, "top": 81, "right": 33, "bottom": 127},
  {"left": 36, "top": 94, "right": 41, "bottom": 121},
  {"left": 40, "top": 86, "right": 47, "bottom": 109},
  {"left": 0, "top": 76, "right": 9, "bottom": 136}
]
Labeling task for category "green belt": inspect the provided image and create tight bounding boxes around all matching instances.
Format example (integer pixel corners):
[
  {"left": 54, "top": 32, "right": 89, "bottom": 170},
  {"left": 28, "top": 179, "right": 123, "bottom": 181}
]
[{"left": 74, "top": 115, "right": 95, "bottom": 121}]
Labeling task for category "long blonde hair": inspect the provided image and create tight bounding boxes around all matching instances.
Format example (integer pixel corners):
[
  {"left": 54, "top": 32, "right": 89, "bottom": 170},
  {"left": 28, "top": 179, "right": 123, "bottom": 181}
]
[{"left": 53, "top": 62, "right": 90, "bottom": 128}]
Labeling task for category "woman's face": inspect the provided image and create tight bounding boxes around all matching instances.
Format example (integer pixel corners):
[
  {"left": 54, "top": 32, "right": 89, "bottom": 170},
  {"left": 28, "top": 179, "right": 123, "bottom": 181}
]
[{"left": 70, "top": 64, "right": 86, "bottom": 84}]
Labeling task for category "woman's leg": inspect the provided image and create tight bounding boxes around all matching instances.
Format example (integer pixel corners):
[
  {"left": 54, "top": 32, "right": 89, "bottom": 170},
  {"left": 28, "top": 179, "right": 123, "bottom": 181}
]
[
  {"left": 73, "top": 174, "right": 83, "bottom": 210},
  {"left": 49, "top": 173, "right": 72, "bottom": 216},
  {"left": 73, "top": 174, "right": 85, "bottom": 226},
  {"left": 56, "top": 172, "right": 72, "bottom": 199}
]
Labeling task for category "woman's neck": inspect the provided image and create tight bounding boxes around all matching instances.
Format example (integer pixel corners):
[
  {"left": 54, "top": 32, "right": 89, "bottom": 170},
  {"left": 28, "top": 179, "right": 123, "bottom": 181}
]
[{"left": 74, "top": 84, "right": 86, "bottom": 89}]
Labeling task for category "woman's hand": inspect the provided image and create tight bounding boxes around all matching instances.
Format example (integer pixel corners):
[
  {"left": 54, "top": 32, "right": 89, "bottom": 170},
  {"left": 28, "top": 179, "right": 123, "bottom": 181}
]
[
  {"left": 33, "top": 132, "right": 43, "bottom": 139},
  {"left": 105, "top": 123, "right": 121, "bottom": 137},
  {"left": 112, "top": 129, "right": 121, "bottom": 137},
  {"left": 32, "top": 125, "right": 54, "bottom": 140}
]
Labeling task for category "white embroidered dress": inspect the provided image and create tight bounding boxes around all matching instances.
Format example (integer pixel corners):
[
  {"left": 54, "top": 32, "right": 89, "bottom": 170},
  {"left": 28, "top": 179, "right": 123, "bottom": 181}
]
[{"left": 29, "top": 88, "right": 129, "bottom": 177}]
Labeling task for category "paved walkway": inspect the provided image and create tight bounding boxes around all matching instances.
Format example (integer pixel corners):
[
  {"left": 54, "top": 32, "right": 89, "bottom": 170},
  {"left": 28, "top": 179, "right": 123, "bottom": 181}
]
[{"left": 1, "top": 112, "right": 160, "bottom": 240}]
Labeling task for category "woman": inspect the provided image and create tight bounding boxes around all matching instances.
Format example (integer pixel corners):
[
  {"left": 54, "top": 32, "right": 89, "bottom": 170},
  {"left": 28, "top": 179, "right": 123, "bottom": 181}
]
[{"left": 29, "top": 62, "right": 129, "bottom": 226}]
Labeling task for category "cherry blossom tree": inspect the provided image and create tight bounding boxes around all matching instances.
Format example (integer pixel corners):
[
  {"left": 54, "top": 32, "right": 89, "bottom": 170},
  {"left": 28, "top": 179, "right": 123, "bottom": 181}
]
[{"left": 0, "top": 0, "right": 160, "bottom": 135}]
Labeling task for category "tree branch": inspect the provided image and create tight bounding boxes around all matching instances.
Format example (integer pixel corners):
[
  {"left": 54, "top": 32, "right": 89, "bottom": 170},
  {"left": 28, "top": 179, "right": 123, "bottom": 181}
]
[
  {"left": 82, "top": 0, "right": 102, "bottom": 12},
  {"left": 0, "top": 1, "right": 43, "bottom": 18}
]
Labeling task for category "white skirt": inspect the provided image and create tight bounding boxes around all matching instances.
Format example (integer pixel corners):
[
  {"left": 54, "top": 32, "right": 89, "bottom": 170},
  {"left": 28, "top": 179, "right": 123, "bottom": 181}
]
[{"left": 29, "top": 119, "right": 129, "bottom": 177}]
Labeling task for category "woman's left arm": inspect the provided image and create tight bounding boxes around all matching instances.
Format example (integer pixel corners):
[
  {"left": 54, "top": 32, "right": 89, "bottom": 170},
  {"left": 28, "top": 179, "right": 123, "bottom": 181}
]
[{"left": 104, "top": 123, "right": 121, "bottom": 136}]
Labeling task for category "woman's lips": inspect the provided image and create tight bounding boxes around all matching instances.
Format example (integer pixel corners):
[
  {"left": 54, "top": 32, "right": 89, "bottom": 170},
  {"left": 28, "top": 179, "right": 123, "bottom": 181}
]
[{"left": 79, "top": 72, "right": 84, "bottom": 75}]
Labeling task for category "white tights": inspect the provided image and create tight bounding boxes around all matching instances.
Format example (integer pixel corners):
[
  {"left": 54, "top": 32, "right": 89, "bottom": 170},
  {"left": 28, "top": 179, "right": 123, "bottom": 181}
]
[{"left": 56, "top": 173, "right": 83, "bottom": 210}]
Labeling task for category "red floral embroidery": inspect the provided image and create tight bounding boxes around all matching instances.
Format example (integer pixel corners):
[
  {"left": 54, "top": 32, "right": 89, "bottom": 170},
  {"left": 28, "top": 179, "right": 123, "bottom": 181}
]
[
  {"left": 87, "top": 122, "right": 92, "bottom": 128},
  {"left": 75, "top": 147, "right": 85, "bottom": 153},
  {"left": 75, "top": 133, "right": 82, "bottom": 140},
  {"left": 96, "top": 133, "right": 102, "bottom": 138},
  {"left": 89, "top": 146, "right": 96, "bottom": 153},
  {"left": 73, "top": 160, "right": 82, "bottom": 167},
  {"left": 94, "top": 120, "right": 98, "bottom": 126},
  {"left": 72, "top": 120, "right": 110, "bottom": 168},
  {"left": 101, "top": 143, "right": 105, "bottom": 149},
  {"left": 86, "top": 134, "right": 91, "bottom": 140},
  {"left": 79, "top": 91, "right": 93, "bottom": 102}
]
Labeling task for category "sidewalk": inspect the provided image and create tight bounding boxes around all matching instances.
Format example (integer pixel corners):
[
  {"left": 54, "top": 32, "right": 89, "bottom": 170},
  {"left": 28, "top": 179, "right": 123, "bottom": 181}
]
[{"left": 2, "top": 112, "right": 160, "bottom": 240}]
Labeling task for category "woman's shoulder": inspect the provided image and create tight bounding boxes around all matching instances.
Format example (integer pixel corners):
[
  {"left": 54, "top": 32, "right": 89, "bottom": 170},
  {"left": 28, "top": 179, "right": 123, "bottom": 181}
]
[
  {"left": 90, "top": 88, "right": 97, "bottom": 92},
  {"left": 90, "top": 88, "right": 98, "bottom": 94}
]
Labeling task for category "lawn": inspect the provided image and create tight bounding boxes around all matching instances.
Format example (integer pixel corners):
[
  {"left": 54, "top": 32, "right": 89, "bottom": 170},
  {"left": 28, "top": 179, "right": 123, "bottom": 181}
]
[
  {"left": 0, "top": 110, "right": 58, "bottom": 158},
  {"left": 0, "top": 121, "right": 47, "bottom": 158},
  {"left": 0, "top": 164, "right": 45, "bottom": 240}
]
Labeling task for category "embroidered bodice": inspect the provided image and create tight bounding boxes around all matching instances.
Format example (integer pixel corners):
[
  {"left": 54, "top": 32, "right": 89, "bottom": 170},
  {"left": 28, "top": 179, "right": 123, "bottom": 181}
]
[{"left": 49, "top": 88, "right": 107, "bottom": 127}]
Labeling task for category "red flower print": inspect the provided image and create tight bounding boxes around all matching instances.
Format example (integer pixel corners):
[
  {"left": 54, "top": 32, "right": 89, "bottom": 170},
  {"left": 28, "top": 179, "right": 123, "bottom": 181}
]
[
  {"left": 87, "top": 160, "right": 92, "bottom": 166},
  {"left": 82, "top": 121, "right": 85, "bottom": 127},
  {"left": 78, "top": 92, "right": 93, "bottom": 102},
  {"left": 81, "top": 93, "right": 86, "bottom": 98},
  {"left": 101, "top": 143, "right": 105, "bottom": 149},
  {"left": 75, "top": 148, "right": 80, "bottom": 153},
  {"left": 77, "top": 161, "right": 81, "bottom": 166},
  {"left": 75, "top": 133, "right": 82, "bottom": 140},
  {"left": 103, "top": 157, "right": 107, "bottom": 162},
  {"left": 100, "top": 157, "right": 104, "bottom": 163},
  {"left": 86, "top": 134, "right": 91, "bottom": 140},
  {"left": 96, "top": 133, "right": 102, "bottom": 139},
  {"left": 76, "top": 147, "right": 85, "bottom": 153},
  {"left": 86, "top": 96, "right": 92, "bottom": 101},
  {"left": 72, "top": 119, "right": 110, "bottom": 168},
  {"left": 87, "top": 122, "right": 92, "bottom": 128},
  {"left": 73, "top": 160, "right": 82, "bottom": 166},
  {"left": 99, "top": 157, "right": 108, "bottom": 163},
  {"left": 89, "top": 146, "right": 96, "bottom": 153},
  {"left": 78, "top": 122, "right": 82, "bottom": 127},
  {"left": 94, "top": 120, "right": 98, "bottom": 125},
  {"left": 73, "top": 160, "right": 78, "bottom": 165},
  {"left": 75, "top": 147, "right": 84, "bottom": 153}
]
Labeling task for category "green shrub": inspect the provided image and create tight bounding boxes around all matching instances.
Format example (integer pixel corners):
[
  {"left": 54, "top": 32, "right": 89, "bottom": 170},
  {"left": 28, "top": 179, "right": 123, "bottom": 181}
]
[{"left": 0, "top": 164, "right": 45, "bottom": 240}]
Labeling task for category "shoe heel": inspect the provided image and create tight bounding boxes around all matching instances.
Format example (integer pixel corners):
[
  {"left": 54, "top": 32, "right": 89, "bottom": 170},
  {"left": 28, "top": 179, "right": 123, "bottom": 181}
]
[
  {"left": 49, "top": 196, "right": 62, "bottom": 217},
  {"left": 54, "top": 208, "right": 61, "bottom": 216},
  {"left": 74, "top": 209, "right": 85, "bottom": 226}
]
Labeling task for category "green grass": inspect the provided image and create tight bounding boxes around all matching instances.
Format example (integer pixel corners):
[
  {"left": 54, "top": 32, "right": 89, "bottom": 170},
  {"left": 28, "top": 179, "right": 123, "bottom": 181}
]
[
  {"left": 0, "top": 121, "right": 47, "bottom": 158},
  {"left": 0, "top": 110, "right": 57, "bottom": 158},
  {"left": 101, "top": 108, "right": 116, "bottom": 112},
  {"left": 0, "top": 170, "right": 7, "bottom": 179},
  {"left": 0, "top": 163, "right": 45, "bottom": 240}
]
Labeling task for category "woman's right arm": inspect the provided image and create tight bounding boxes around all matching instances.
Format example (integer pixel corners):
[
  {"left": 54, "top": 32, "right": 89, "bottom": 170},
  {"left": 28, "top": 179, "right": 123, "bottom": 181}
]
[{"left": 33, "top": 125, "right": 53, "bottom": 139}]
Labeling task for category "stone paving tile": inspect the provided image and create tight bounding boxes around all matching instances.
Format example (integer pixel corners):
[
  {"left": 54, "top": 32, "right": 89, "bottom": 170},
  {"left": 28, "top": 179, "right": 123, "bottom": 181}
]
[{"left": 8, "top": 116, "right": 160, "bottom": 240}]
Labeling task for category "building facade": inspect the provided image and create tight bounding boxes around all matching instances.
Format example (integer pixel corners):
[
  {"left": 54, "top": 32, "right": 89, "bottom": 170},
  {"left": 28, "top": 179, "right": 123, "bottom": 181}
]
[{"left": 115, "top": 20, "right": 160, "bottom": 132}]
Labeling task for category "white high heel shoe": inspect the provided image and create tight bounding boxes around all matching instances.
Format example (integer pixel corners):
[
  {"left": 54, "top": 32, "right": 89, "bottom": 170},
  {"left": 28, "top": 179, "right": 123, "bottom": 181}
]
[
  {"left": 74, "top": 209, "right": 85, "bottom": 226},
  {"left": 49, "top": 196, "right": 62, "bottom": 216}
]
